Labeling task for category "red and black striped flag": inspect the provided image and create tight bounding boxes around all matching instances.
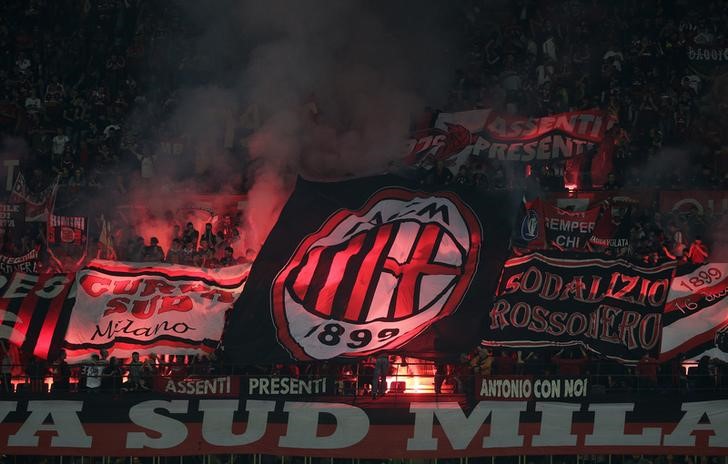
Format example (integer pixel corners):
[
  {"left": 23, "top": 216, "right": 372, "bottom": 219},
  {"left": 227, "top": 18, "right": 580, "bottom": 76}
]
[
  {"left": 0, "top": 272, "right": 75, "bottom": 360},
  {"left": 660, "top": 262, "right": 728, "bottom": 361},
  {"left": 224, "top": 175, "right": 517, "bottom": 363},
  {"left": 47, "top": 214, "right": 88, "bottom": 271}
]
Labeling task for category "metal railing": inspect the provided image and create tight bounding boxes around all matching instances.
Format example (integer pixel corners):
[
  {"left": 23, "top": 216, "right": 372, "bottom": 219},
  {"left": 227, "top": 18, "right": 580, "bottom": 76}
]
[{"left": 1, "top": 360, "right": 726, "bottom": 400}]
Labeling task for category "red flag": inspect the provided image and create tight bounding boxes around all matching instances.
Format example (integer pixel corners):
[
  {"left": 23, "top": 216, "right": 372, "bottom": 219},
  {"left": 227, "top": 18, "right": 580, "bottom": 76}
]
[
  {"left": 591, "top": 132, "right": 616, "bottom": 188},
  {"left": 563, "top": 154, "right": 584, "bottom": 190},
  {"left": 10, "top": 173, "right": 59, "bottom": 222}
]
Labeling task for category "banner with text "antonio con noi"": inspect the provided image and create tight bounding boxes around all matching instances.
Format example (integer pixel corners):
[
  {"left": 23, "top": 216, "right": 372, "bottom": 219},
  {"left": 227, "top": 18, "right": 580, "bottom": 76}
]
[
  {"left": 483, "top": 253, "right": 675, "bottom": 363},
  {"left": 63, "top": 260, "right": 250, "bottom": 363},
  {"left": 477, "top": 375, "right": 589, "bottom": 401}
]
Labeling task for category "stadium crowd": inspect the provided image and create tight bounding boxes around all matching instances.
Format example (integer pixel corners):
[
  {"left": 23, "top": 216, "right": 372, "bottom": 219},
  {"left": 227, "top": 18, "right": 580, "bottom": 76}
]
[
  {"left": 2, "top": 1, "right": 728, "bottom": 463},
  {"left": 2, "top": 342, "right": 727, "bottom": 400},
  {"left": 0, "top": 0, "right": 724, "bottom": 270},
  {"left": 0, "top": 0, "right": 726, "bottom": 424}
]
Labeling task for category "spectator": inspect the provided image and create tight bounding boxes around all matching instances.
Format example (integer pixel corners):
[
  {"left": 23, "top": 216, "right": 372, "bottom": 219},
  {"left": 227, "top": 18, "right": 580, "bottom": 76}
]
[
  {"left": 0, "top": 341, "right": 13, "bottom": 394},
  {"left": 51, "top": 128, "right": 70, "bottom": 161},
  {"left": 191, "top": 354, "right": 211, "bottom": 377},
  {"left": 219, "top": 246, "right": 236, "bottom": 267},
  {"left": 635, "top": 354, "right": 660, "bottom": 389},
  {"left": 143, "top": 237, "right": 165, "bottom": 262},
  {"left": 102, "top": 357, "right": 123, "bottom": 393},
  {"left": 686, "top": 237, "right": 709, "bottom": 264},
  {"left": 371, "top": 352, "right": 390, "bottom": 399},
  {"left": 689, "top": 356, "right": 714, "bottom": 390},
  {"left": 124, "top": 352, "right": 146, "bottom": 391},
  {"left": 142, "top": 353, "right": 160, "bottom": 388},
  {"left": 180, "top": 240, "right": 196, "bottom": 265},
  {"left": 552, "top": 347, "right": 588, "bottom": 377},
  {"left": 492, "top": 350, "right": 517, "bottom": 375},
  {"left": 166, "top": 238, "right": 182, "bottom": 264},
  {"left": 200, "top": 222, "right": 216, "bottom": 247},
  {"left": 603, "top": 173, "right": 620, "bottom": 190},
  {"left": 182, "top": 222, "right": 199, "bottom": 247},
  {"left": 427, "top": 160, "right": 453, "bottom": 186},
  {"left": 51, "top": 350, "right": 71, "bottom": 392},
  {"left": 470, "top": 346, "right": 494, "bottom": 376}
]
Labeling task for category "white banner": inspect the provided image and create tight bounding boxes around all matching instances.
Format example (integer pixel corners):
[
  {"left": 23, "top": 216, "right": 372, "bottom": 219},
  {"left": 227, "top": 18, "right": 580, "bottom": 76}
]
[
  {"left": 64, "top": 260, "right": 249, "bottom": 363},
  {"left": 660, "top": 263, "right": 728, "bottom": 361}
]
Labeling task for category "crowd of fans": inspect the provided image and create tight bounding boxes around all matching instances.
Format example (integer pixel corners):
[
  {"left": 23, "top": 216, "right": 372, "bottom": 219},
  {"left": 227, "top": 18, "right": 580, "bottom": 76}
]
[
  {"left": 0, "top": 0, "right": 725, "bottom": 267},
  {"left": 434, "top": 0, "right": 728, "bottom": 191},
  {"left": 0, "top": 0, "right": 255, "bottom": 269},
  {"left": 2, "top": 342, "right": 728, "bottom": 400},
  {"left": 0, "top": 0, "right": 726, "bottom": 415},
  {"left": 1, "top": 2, "right": 728, "bottom": 464}
]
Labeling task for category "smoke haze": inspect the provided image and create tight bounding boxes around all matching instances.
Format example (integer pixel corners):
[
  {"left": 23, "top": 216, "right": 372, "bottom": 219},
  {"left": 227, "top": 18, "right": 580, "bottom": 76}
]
[{"left": 121, "top": 0, "right": 466, "bottom": 250}]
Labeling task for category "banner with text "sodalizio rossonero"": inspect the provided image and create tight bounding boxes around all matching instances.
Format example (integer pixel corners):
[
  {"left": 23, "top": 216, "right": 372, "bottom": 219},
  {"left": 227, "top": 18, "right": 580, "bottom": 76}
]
[
  {"left": 225, "top": 175, "right": 517, "bottom": 363},
  {"left": 484, "top": 253, "right": 675, "bottom": 363},
  {"left": 63, "top": 260, "right": 250, "bottom": 363}
]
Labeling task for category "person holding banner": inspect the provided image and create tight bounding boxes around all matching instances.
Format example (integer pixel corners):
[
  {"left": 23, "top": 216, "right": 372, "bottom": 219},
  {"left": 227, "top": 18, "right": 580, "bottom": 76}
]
[
  {"left": 552, "top": 347, "right": 588, "bottom": 377},
  {"left": 0, "top": 341, "right": 12, "bottom": 394},
  {"left": 123, "top": 352, "right": 147, "bottom": 391},
  {"left": 687, "top": 237, "right": 709, "bottom": 264},
  {"left": 82, "top": 354, "right": 104, "bottom": 393},
  {"left": 371, "top": 352, "right": 390, "bottom": 399},
  {"left": 51, "top": 351, "right": 70, "bottom": 392},
  {"left": 635, "top": 353, "right": 660, "bottom": 390}
]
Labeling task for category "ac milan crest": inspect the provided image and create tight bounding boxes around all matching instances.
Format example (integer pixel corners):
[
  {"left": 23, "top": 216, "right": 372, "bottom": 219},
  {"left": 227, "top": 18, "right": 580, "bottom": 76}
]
[{"left": 271, "top": 188, "right": 482, "bottom": 360}]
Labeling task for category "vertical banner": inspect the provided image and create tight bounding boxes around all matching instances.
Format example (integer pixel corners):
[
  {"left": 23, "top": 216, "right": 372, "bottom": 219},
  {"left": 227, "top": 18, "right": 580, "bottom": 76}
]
[
  {"left": 9, "top": 173, "right": 58, "bottom": 222},
  {"left": 0, "top": 272, "right": 76, "bottom": 360},
  {"left": 484, "top": 253, "right": 675, "bottom": 362},
  {"left": 47, "top": 215, "right": 88, "bottom": 272},
  {"left": 589, "top": 204, "right": 632, "bottom": 252}
]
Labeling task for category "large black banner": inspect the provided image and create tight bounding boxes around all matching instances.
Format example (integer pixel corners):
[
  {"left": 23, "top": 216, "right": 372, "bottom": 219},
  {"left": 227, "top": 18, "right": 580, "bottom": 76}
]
[
  {"left": 225, "top": 175, "right": 517, "bottom": 363},
  {"left": 484, "top": 253, "right": 675, "bottom": 362}
]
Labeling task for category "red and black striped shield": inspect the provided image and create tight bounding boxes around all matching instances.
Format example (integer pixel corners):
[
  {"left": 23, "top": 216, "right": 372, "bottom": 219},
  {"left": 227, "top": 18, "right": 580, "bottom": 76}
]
[{"left": 272, "top": 188, "right": 481, "bottom": 360}]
